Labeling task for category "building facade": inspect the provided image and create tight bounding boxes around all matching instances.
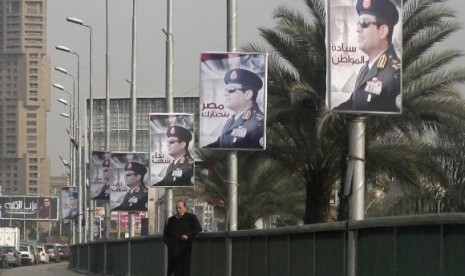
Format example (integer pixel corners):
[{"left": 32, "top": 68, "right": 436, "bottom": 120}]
[
  {"left": 0, "top": 0, "right": 51, "bottom": 196},
  {"left": 90, "top": 97, "right": 199, "bottom": 151}
]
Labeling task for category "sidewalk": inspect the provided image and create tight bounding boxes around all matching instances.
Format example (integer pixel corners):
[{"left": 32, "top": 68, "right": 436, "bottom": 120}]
[{"left": 0, "top": 262, "right": 91, "bottom": 276}]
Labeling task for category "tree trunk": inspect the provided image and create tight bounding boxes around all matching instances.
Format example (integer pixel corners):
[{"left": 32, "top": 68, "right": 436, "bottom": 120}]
[{"left": 304, "top": 181, "right": 332, "bottom": 224}]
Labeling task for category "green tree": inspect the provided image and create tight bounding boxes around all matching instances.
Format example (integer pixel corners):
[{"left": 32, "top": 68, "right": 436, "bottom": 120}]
[
  {"left": 242, "top": 0, "right": 465, "bottom": 223},
  {"left": 183, "top": 151, "right": 304, "bottom": 229}
]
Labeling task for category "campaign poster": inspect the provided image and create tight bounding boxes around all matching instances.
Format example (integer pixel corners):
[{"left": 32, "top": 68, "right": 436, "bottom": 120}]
[
  {"left": 149, "top": 113, "right": 195, "bottom": 187},
  {"left": 109, "top": 152, "right": 150, "bottom": 212},
  {"left": 0, "top": 196, "right": 58, "bottom": 221},
  {"left": 327, "top": 0, "right": 402, "bottom": 114},
  {"left": 199, "top": 52, "right": 268, "bottom": 150},
  {"left": 61, "top": 186, "right": 79, "bottom": 220},
  {"left": 90, "top": 151, "right": 111, "bottom": 200}
]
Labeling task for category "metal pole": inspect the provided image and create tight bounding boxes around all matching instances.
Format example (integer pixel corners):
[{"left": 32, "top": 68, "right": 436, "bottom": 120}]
[
  {"left": 347, "top": 116, "right": 365, "bottom": 276},
  {"left": 129, "top": 0, "right": 137, "bottom": 238},
  {"left": 87, "top": 24, "right": 94, "bottom": 242},
  {"left": 226, "top": 1, "right": 237, "bottom": 275},
  {"left": 74, "top": 53, "right": 82, "bottom": 244},
  {"left": 164, "top": 0, "right": 174, "bottom": 229},
  {"left": 105, "top": 0, "right": 112, "bottom": 242}
]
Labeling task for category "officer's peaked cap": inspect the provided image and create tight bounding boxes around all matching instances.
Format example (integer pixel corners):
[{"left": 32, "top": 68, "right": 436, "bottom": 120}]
[
  {"left": 224, "top": 68, "right": 263, "bottom": 92},
  {"left": 166, "top": 126, "right": 192, "bottom": 143},
  {"left": 124, "top": 162, "right": 147, "bottom": 176},
  {"left": 356, "top": 0, "right": 399, "bottom": 27}
]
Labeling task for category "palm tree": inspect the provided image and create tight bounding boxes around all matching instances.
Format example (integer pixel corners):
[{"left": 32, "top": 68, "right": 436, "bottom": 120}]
[
  {"left": 180, "top": 151, "right": 304, "bottom": 229},
  {"left": 242, "top": 0, "right": 465, "bottom": 223}
]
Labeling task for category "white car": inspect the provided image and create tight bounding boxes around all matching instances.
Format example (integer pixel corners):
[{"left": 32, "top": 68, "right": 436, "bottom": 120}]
[
  {"left": 36, "top": 245, "right": 49, "bottom": 264},
  {"left": 19, "top": 244, "right": 35, "bottom": 266}
]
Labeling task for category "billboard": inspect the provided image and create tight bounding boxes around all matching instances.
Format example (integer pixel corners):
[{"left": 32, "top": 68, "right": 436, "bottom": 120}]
[
  {"left": 61, "top": 186, "right": 78, "bottom": 220},
  {"left": 149, "top": 113, "right": 195, "bottom": 187},
  {"left": 199, "top": 52, "right": 268, "bottom": 150},
  {"left": 0, "top": 196, "right": 58, "bottom": 221},
  {"left": 327, "top": 0, "right": 402, "bottom": 114},
  {"left": 90, "top": 151, "right": 111, "bottom": 200},
  {"left": 109, "top": 152, "right": 150, "bottom": 212}
]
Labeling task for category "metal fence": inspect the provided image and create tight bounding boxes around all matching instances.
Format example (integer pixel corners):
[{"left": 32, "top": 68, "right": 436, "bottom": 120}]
[{"left": 69, "top": 213, "right": 465, "bottom": 276}]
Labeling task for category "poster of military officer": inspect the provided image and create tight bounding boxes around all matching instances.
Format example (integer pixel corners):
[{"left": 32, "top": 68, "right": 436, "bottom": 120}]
[
  {"left": 109, "top": 152, "right": 150, "bottom": 212},
  {"left": 90, "top": 151, "right": 111, "bottom": 200},
  {"left": 149, "top": 113, "right": 195, "bottom": 187},
  {"left": 61, "top": 186, "right": 79, "bottom": 221},
  {"left": 200, "top": 52, "right": 268, "bottom": 150},
  {"left": 327, "top": 0, "right": 402, "bottom": 114}
]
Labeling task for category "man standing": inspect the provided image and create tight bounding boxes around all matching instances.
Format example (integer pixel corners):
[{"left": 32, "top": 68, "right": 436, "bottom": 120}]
[
  {"left": 335, "top": 0, "right": 401, "bottom": 112},
  {"left": 113, "top": 161, "right": 148, "bottom": 211},
  {"left": 164, "top": 200, "right": 202, "bottom": 276},
  {"left": 154, "top": 126, "right": 194, "bottom": 187},
  {"left": 205, "top": 68, "right": 265, "bottom": 149}
]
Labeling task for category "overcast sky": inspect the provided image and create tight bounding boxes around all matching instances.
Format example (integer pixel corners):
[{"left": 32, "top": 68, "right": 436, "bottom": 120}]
[{"left": 47, "top": 0, "right": 465, "bottom": 175}]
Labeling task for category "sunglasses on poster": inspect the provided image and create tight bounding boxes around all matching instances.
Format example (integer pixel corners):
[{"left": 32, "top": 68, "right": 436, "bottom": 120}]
[{"left": 357, "top": 18, "right": 379, "bottom": 29}]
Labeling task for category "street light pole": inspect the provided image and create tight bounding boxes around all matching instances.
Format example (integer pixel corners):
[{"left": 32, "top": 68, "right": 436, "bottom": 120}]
[
  {"left": 53, "top": 81, "right": 76, "bottom": 244},
  {"left": 129, "top": 0, "right": 137, "bottom": 238},
  {"left": 226, "top": 1, "right": 238, "bottom": 275},
  {"left": 105, "top": 0, "right": 111, "bottom": 242},
  {"left": 55, "top": 45, "right": 83, "bottom": 243},
  {"left": 66, "top": 15, "right": 95, "bottom": 242}
]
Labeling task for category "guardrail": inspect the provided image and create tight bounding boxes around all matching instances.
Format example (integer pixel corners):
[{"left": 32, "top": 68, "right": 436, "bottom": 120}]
[{"left": 69, "top": 213, "right": 465, "bottom": 276}]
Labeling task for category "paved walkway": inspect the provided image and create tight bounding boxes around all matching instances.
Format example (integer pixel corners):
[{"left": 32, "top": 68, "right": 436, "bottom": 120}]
[{"left": 0, "top": 262, "right": 92, "bottom": 276}]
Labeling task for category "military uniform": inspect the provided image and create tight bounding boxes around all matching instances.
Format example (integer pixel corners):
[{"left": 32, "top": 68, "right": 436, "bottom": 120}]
[
  {"left": 96, "top": 181, "right": 110, "bottom": 199},
  {"left": 93, "top": 158, "right": 110, "bottom": 200},
  {"left": 335, "top": 46, "right": 401, "bottom": 112},
  {"left": 113, "top": 185, "right": 148, "bottom": 211},
  {"left": 114, "top": 161, "right": 148, "bottom": 211},
  {"left": 154, "top": 154, "right": 194, "bottom": 186},
  {"left": 206, "top": 104, "right": 264, "bottom": 148},
  {"left": 205, "top": 68, "right": 265, "bottom": 149},
  {"left": 335, "top": 0, "right": 401, "bottom": 113}
]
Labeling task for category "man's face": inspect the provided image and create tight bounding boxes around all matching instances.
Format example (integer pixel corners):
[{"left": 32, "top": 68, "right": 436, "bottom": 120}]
[
  {"left": 356, "top": 14, "right": 384, "bottom": 55},
  {"left": 69, "top": 196, "right": 77, "bottom": 207},
  {"left": 167, "top": 137, "right": 185, "bottom": 158},
  {"left": 224, "top": 85, "right": 251, "bottom": 112},
  {"left": 124, "top": 170, "right": 140, "bottom": 188},
  {"left": 102, "top": 167, "right": 110, "bottom": 181},
  {"left": 176, "top": 201, "right": 186, "bottom": 216}
]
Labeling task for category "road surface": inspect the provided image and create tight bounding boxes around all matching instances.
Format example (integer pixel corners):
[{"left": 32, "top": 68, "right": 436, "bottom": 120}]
[{"left": 0, "top": 263, "right": 87, "bottom": 276}]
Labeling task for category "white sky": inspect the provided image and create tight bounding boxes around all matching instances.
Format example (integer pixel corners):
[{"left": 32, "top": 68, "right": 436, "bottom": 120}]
[{"left": 47, "top": 0, "right": 465, "bottom": 175}]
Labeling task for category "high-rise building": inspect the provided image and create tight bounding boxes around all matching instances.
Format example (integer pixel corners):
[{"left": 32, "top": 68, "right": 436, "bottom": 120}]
[{"left": 0, "top": 0, "right": 51, "bottom": 196}]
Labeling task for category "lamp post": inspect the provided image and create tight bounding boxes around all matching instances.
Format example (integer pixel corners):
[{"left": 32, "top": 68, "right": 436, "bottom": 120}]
[
  {"left": 53, "top": 81, "right": 77, "bottom": 244},
  {"left": 55, "top": 45, "right": 84, "bottom": 243},
  {"left": 66, "top": 17, "right": 95, "bottom": 241}
]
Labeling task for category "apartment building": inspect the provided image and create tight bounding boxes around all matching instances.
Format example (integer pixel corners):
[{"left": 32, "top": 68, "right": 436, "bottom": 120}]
[{"left": 0, "top": 0, "right": 51, "bottom": 196}]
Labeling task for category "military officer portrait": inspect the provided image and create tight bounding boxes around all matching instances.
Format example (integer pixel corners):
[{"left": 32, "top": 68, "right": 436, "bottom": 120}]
[
  {"left": 95, "top": 158, "right": 111, "bottom": 200},
  {"left": 334, "top": 0, "right": 401, "bottom": 113},
  {"left": 153, "top": 126, "right": 194, "bottom": 187},
  {"left": 113, "top": 161, "right": 148, "bottom": 211},
  {"left": 204, "top": 68, "right": 265, "bottom": 149}
]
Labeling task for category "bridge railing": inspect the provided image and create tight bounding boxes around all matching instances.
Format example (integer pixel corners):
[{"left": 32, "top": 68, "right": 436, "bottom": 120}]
[{"left": 69, "top": 213, "right": 465, "bottom": 276}]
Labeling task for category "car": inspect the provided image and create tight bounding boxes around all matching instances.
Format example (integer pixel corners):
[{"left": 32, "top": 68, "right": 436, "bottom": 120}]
[
  {"left": 36, "top": 245, "right": 49, "bottom": 264},
  {"left": 19, "top": 244, "right": 36, "bottom": 265},
  {"left": 0, "top": 245, "right": 21, "bottom": 267},
  {"left": 44, "top": 244, "right": 60, "bottom": 263},
  {"left": 57, "top": 244, "right": 70, "bottom": 261}
]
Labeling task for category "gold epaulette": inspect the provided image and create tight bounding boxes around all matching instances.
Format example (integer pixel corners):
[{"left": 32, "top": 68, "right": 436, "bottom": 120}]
[
  {"left": 377, "top": 54, "right": 387, "bottom": 68},
  {"left": 243, "top": 110, "right": 252, "bottom": 120}
]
